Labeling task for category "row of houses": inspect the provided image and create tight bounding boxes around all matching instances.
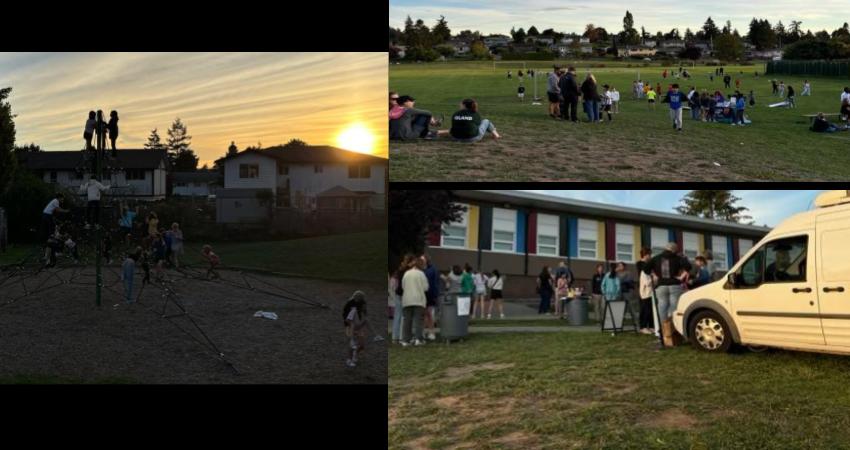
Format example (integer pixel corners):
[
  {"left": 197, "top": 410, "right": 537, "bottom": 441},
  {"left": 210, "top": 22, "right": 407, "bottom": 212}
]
[
  {"left": 426, "top": 190, "right": 770, "bottom": 299},
  {"left": 16, "top": 145, "right": 388, "bottom": 225}
]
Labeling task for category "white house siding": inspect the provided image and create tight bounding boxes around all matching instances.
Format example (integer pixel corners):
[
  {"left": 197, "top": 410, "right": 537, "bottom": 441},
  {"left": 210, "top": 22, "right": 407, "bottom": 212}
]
[
  {"left": 173, "top": 183, "right": 212, "bottom": 197},
  {"left": 287, "top": 163, "right": 385, "bottom": 207},
  {"left": 224, "top": 154, "right": 276, "bottom": 191},
  {"left": 44, "top": 168, "right": 166, "bottom": 199}
]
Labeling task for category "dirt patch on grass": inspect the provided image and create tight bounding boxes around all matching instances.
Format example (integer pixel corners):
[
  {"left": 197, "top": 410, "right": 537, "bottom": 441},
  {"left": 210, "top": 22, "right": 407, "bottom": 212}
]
[
  {"left": 600, "top": 383, "right": 638, "bottom": 396},
  {"left": 435, "top": 395, "right": 462, "bottom": 408},
  {"left": 492, "top": 431, "right": 536, "bottom": 448},
  {"left": 642, "top": 408, "right": 699, "bottom": 431},
  {"left": 443, "top": 362, "right": 516, "bottom": 381}
]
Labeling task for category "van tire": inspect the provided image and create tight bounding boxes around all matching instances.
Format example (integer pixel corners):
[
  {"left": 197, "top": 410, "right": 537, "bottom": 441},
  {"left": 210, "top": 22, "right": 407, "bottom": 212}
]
[{"left": 689, "top": 310, "right": 733, "bottom": 353}]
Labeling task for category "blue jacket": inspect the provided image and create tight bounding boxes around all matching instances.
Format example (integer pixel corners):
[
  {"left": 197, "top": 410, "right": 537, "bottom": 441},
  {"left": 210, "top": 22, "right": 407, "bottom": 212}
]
[
  {"left": 424, "top": 264, "right": 440, "bottom": 301},
  {"left": 736, "top": 97, "right": 745, "bottom": 111},
  {"left": 601, "top": 273, "right": 621, "bottom": 301},
  {"left": 668, "top": 91, "right": 683, "bottom": 109}
]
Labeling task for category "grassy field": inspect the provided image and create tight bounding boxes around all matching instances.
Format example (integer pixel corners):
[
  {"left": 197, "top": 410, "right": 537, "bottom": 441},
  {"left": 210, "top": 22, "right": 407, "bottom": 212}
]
[
  {"left": 389, "top": 331, "right": 850, "bottom": 449},
  {"left": 0, "top": 230, "right": 387, "bottom": 284},
  {"left": 389, "top": 61, "right": 850, "bottom": 181}
]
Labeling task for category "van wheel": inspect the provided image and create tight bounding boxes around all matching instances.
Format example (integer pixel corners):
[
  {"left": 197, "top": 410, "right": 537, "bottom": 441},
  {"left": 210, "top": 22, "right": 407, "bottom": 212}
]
[{"left": 689, "top": 311, "right": 733, "bottom": 353}]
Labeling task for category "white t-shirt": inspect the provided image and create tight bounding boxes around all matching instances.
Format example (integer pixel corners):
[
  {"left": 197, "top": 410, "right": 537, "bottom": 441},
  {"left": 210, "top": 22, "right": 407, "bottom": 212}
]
[
  {"left": 401, "top": 268, "right": 428, "bottom": 308},
  {"left": 81, "top": 179, "right": 109, "bottom": 201},
  {"left": 841, "top": 92, "right": 850, "bottom": 104},
  {"left": 43, "top": 198, "right": 61, "bottom": 215},
  {"left": 611, "top": 90, "right": 620, "bottom": 102},
  {"left": 346, "top": 306, "right": 366, "bottom": 330},
  {"left": 488, "top": 276, "right": 504, "bottom": 291},
  {"left": 473, "top": 273, "right": 488, "bottom": 293}
]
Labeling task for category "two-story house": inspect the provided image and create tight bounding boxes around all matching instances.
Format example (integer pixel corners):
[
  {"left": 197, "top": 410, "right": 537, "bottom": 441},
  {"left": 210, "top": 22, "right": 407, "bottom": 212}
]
[{"left": 216, "top": 145, "right": 387, "bottom": 224}]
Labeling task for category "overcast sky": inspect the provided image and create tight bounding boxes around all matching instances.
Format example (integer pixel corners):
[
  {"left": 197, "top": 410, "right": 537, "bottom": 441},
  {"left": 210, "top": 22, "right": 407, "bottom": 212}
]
[
  {"left": 0, "top": 52, "right": 388, "bottom": 166},
  {"left": 390, "top": 0, "right": 849, "bottom": 36},
  {"left": 521, "top": 190, "right": 825, "bottom": 227}
]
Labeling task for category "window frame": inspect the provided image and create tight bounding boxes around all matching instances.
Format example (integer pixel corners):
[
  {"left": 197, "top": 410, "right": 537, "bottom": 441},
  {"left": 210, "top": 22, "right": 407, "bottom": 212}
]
[
  {"left": 440, "top": 203, "right": 468, "bottom": 249},
  {"left": 239, "top": 164, "right": 259, "bottom": 179},
  {"left": 491, "top": 208, "right": 516, "bottom": 253},
  {"left": 712, "top": 235, "right": 729, "bottom": 272},
  {"left": 733, "top": 235, "right": 809, "bottom": 288},
  {"left": 536, "top": 213, "right": 559, "bottom": 256},
  {"left": 615, "top": 223, "right": 635, "bottom": 263},
  {"left": 683, "top": 231, "right": 700, "bottom": 261},
  {"left": 576, "top": 219, "right": 598, "bottom": 260}
]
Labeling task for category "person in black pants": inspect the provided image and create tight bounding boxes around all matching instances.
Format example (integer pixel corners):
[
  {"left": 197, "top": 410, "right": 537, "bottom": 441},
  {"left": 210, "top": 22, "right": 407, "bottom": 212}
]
[
  {"left": 636, "top": 248, "right": 654, "bottom": 334},
  {"left": 723, "top": 74, "right": 731, "bottom": 89},
  {"left": 537, "top": 266, "right": 554, "bottom": 315},
  {"left": 107, "top": 110, "right": 119, "bottom": 157},
  {"left": 558, "top": 66, "right": 581, "bottom": 122}
]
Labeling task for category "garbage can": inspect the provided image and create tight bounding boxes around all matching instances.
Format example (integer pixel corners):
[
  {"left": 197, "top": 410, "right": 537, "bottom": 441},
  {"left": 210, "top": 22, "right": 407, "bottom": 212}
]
[
  {"left": 439, "top": 293, "right": 469, "bottom": 342},
  {"left": 567, "top": 295, "right": 590, "bottom": 326}
]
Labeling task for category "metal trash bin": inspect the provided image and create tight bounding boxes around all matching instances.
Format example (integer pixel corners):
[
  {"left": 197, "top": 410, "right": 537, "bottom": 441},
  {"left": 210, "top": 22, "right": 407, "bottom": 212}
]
[
  {"left": 439, "top": 293, "right": 469, "bottom": 342},
  {"left": 567, "top": 295, "right": 590, "bottom": 326}
]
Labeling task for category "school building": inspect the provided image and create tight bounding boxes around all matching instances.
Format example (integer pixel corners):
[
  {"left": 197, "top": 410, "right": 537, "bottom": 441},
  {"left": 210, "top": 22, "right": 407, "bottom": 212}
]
[{"left": 426, "top": 190, "right": 772, "bottom": 299}]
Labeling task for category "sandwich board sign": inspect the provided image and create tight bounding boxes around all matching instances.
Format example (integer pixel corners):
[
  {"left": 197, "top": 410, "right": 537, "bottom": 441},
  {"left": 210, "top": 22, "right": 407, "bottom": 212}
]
[
  {"left": 601, "top": 300, "right": 638, "bottom": 334},
  {"left": 457, "top": 296, "right": 471, "bottom": 317}
]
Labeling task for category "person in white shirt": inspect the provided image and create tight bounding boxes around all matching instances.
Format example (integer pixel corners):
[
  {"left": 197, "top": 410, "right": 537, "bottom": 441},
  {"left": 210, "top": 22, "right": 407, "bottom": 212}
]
[
  {"left": 841, "top": 87, "right": 850, "bottom": 107},
  {"left": 401, "top": 257, "right": 429, "bottom": 346},
  {"left": 80, "top": 177, "right": 110, "bottom": 229},
  {"left": 801, "top": 81, "right": 811, "bottom": 96},
  {"left": 41, "top": 193, "right": 69, "bottom": 240},
  {"left": 472, "top": 269, "right": 489, "bottom": 319},
  {"left": 486, "top": 270, "right": 506, "bottom": 319},
  {"left": 611, "top": 87, "right": 620, "bottom": 113}
]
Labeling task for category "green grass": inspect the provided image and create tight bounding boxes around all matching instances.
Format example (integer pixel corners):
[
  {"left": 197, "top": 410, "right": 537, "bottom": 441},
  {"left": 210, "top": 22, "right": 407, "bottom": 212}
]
[
  {"left": 389, "top": 332, "right": 850, "bottom": 449},
  {"left": 467, "top": 318, "right": 600, "bottom": 328},
  {"left": 1, "top": 230, "right": 388, "bottom": 284},
  {"left": 390, "top": 61, "right": 850, "bottom": 181},
  {"left": 180, "top": 230, "right": 387, "bottom": 284}
]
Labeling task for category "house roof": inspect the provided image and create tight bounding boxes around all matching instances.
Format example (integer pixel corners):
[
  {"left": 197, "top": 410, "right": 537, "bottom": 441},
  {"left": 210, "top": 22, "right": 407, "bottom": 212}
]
[
  {"left": 316, "top": 186, "right": 377, "bottom": 198},
  {"left": 172, "top": 171, "right": 221, "bottom": 183},
  {"left": 19, "top": 149, "right": 168, "bottom": 171},
  {"left": 455, "top": 190, "right": 772, "bottom": 238},
  {"left": 224, "top": 145, "right": 388, "bottom": 165}
]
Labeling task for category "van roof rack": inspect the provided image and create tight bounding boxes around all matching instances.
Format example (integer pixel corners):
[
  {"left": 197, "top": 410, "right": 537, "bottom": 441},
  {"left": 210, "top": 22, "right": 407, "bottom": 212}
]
[{"left": 815, "top": 190, "right": 850, "bottom": 208}]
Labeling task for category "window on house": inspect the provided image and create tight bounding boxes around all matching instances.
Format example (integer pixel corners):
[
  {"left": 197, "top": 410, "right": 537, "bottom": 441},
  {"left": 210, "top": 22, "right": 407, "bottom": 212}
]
[
  {"left": 239, "top": 164, "right": 259, "bottom": 178},
  {"left": 441, "top": 203, "right": 467, "bottom": 248},
  {"left": 492, "top": 208, "right": 516, "bottom": 252},
  {"left": 651, "top": 227, "right": 669, "bottom": 257},
  {"left": 314, "top": 165, "right": 323, "bottom": 174},
  {"left": 712, "top": 235, "right": 729, "bottom": 272},
  {"left": 126, "top": 169, "right": 145, "bottom": 180},
  {"left": 615, "top": 223, "right": 635, "bottom": 262},
  {"left": 278, "top": 164, "right": 289, "bottom": 175},
  {"left": 348, "top": 165, "right": 371, "bottom": 179},
  {"left": 738, "top": 239, "right": 753, "bottom": 259},
  {"left": 536, "top": 214, "right": 559, "bottom": 256},
  {"left": 577, "top": 219, "right": 598, "bottom": 259},
  {"left": 683, "top": 232, "right": 700, "bottom": 260}
]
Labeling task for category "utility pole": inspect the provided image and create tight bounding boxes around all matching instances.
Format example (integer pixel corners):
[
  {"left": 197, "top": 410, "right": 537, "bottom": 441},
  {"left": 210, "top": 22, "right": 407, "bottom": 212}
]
[{"left": 95, "top": 110, "right": 103, "bottom": 308}]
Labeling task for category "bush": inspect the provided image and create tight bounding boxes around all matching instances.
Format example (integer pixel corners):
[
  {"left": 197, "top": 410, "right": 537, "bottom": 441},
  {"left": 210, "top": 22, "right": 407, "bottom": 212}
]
[
  {"left": 404, "top": 46, "right": 440, "bottom": 62},
  {"left": 0, "top": 170, "right": 54, "bottom": 243}
]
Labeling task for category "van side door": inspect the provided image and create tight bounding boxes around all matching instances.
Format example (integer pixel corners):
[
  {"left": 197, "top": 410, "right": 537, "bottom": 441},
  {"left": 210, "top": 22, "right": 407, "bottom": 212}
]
[
  {"left": 730, "top": 233, "right": 824, "bottom": 347},
  {"left": 816, "top": 210, "right": 850, "bottom": 347}
]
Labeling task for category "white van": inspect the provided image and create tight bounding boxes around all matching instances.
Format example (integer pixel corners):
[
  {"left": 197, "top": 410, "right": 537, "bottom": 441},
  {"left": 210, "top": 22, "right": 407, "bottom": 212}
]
[{"left": 674, "top": 190, "right": 850, "bottom": 355}]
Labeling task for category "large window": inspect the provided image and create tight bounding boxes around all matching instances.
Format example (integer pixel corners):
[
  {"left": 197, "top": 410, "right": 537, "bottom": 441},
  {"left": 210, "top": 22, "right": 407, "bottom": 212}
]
[
  {"left": 492, "top": 208, "right": 516, "bottom": 252},
  {"left": 239, "top": 164, "right": 259, "bottom": 179},
  {"left": 651, "top": 227, "right": 669, "bottom": 256},
  {"left": 683, "top": 232, "right": 700, "bottom": 260},
  {"left": 615, "top": 224, "right": 635, "bottom": 262},
  {"left": 441, "top": 203, "right": 468, "bottom": 248},
  {"left": 348, "top": 164, "right": 371, "bottom": 179},
  {"left": 712, "top": 236, "right": 728, "bottom": 272},
  {"left": 537, "top": 214, "right": 559, "bottom": 256},
  {"left": 735, "top": 236, "right": 808, "bottom": 287},
  {"left": 738, "top": 239, "right": 753, "bottom": 259},
  {"left": 126, "top": 169, "right": 145, "bottom": 180},
  {"left": 577, "top": 219, "right": 598, "bottom": 259}
]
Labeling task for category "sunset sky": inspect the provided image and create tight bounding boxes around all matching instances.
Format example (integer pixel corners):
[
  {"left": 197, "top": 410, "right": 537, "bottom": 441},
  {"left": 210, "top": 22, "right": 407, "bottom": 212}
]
[{"left": 0, "top": 52, "right": 388, "bottom": 166}]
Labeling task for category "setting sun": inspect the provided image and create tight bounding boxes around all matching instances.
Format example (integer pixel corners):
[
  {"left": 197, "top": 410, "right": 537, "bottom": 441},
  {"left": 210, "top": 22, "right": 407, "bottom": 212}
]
[{"left": 336, "top": 123, "right": 376, "bottom": 155}]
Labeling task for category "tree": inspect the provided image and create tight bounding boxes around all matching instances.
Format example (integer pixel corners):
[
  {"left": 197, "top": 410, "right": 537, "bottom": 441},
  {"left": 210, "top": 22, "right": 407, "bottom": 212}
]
[
  {"left": 13, "top": 143, "right": 41, "bottom": 154},
  {"left": 166, "top": 118, "right": 198, "bottom": 171},
  {"left": 388, "top": 190, "right": 465, "bottom": 271},
  {"left": 783, "top": 39, "right": 850, "bottom": 60},
  {"left": 702, "top": 17, "right": 720, "bottom": 43},
  {"left": 470, "top": 40, "right": 490, "bottom": 59},
  {"left": 623, "top": 11, "right": 634, "bottom": 33},
  {"left": 715, "top": 32, "right": 743, "bottom": 61},
  {"left": 684, "top": 28, "right": 694, "bottom": 42},
  {"left": 815, "top": 30, "right": 831, "bottom": 41},
  {"left": 675, "top": 190, "right": 752, "bottom": 223},
  {"left": 282, "top": 138, "right": 308, "bottom": 149},
  {"left": 664, "top": 28, "right": 681, "bottom": 40},
  {"left": 527, "top": 26, "right": 539, "bottom": 36},
  {"left": 432, "top": 16, "right": 451, "bottom": 45},
  {"left": 774, "top": 21, "right": 786, "bottom": 46},
  {"left": 621, "top": 11, "right": 639, "bottom": 45},
  {"left": 788, "top": 20, "right": 803, "bottom": 42},
  {"left": 641, "top": 26, "right": 648, "bottom": 41},
  {"left": 435, "top": 44, "right": 456, "bottom": 58},
  {"left": 680, "top": 46, "right": 702, "bottom": 60},
  {"left": 389, "top": 27, "right": 403, "bottom": 45},
  {"left": 0, "top": 87, "right": 16, "bottom": 196},
  {"left": 748, "top": 18, "right": 777, "bottom": 50},
  {"left": 512, "top": 27, "right": 526, "bottom": 44},
  {"left": 144, "top": 128, "right": 166, "bottom": 150}
]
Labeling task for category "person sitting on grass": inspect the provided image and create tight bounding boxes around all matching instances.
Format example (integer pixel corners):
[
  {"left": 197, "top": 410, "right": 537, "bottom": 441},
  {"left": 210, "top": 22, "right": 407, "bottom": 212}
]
[
  {"left": 389, "top": 91, "right": 400, "bottom": 113},
  {"left": 343, "top": 290, "right": 384, "bottom": 368},
  {"left": 201, "top": 244, "right": 221, "bottom": 280},
  {"left": 389, "top": 95, "right": 440, "bottom": 141},
  {"left": 811, "top": 112, "right": 845, "bottom": 133},
  {"left": 446, "top": 99, "right": 501, "bottom": 142}
]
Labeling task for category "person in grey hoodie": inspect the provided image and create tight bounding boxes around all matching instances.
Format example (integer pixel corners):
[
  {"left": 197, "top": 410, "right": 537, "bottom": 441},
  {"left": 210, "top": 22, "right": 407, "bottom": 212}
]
[
  {"left": 547, "top": 66, "right": 562, "bottom": 119},
  {"left": 389, "top": 95, "right": 440, "bottom": 140}
]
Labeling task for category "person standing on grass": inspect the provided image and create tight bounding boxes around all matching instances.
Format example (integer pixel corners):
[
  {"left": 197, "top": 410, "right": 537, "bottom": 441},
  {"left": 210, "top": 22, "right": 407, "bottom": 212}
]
[
  {"left": 447, "top": 99, "right": 501, "bottom": 142},
  {"left": 802, "top": 80, "right": 811, "bottom": 96},
  {"left": 687, "top": 87, "right": 700, "bottom": 120},
  {"left": 580, "top": 73, "right": 601, "bottom": 123},
  {"left": 472, "top": 268, "right": 489, "bottom": 320},
  {"left": 787, "top": 84, "right": 796, "bottom": 108},
  {"left": 389, "top": 268, "right": 403, "bottom": 345},
  {"left": 617, "top": 261, "right": 635, "bottom": 311},
  {"left": 778, "top": 81, "right": 786, "bottom": 98},
  {"left": 591, "top": 263, "right": 605, "bottom": 321},
  {"left": 646, "top": 87, "right": 657, "bottom": 110},
  {"left": 735, "top": 94, "right": 747, "bottom": 126},
  {"left": 559, "top": 66, "right": 581, "bottom": 123},
  {"left": 201, "top": 244, "right": 220, "bottom": 280},
  {"left": 121, "top": 248, "right": 140, "bottom": 304},
  {"left": 637, "top": 248, "right": 654, "bottom": 335},
  {"left": 600, "top": 85, "right": 614, "bottom": 122},
  {"left": 401, "top": 256, "right": 429, "bottom": 347},
  {"left": 643, "top": 243, "right": 692, "bottom": 342},
  {"left": 611, "top": 86, "right": 620, "bottom": 114},
  {"left": 487, "top": 270, "right": 505, "bottom": 319},
  {"left": 147, "top": 212, "right": 159, "bottom": 238},
  {"left": 422, "top": 254, "right": 440, "bottom": 342},
  {"left": 537, "top": 266, "right": 554, "bottom": 315},
  {"left": 664, "top": 84, "right": 684, "bottom": 132},
  {"left": 688, "top": 256, "right": 711, "bottom": 290},
  {"left": 443, "top": 265, "right": 463, "bottom": 297},
  {"left": 556, "top": 272, "right": 569, "bottom": 319},
  {"left": 170, "top": 222, "right": 184, "bottom": 268},
  {"left": 547, "top": 66, "right": 562, "bottom": 119},
  {"left": 723, "top": 74, "right": 731, "bottom": 89},
  {"left": 460, "top": 263, "right": 475, "bottom": 301},
  {"left": 601, "top": 264, "right": 621, "bottom": 321}
]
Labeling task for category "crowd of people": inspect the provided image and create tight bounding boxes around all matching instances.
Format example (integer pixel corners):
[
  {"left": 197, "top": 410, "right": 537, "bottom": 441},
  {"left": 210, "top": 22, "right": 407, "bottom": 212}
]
[{"left": 546, "top": 66, "right": 621, "bottom": 123}]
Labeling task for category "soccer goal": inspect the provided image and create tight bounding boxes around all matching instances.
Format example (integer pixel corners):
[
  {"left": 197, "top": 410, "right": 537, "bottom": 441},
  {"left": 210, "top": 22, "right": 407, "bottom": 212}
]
[{"left": 493, "top": 60, "right": 526, "bottom": 72}]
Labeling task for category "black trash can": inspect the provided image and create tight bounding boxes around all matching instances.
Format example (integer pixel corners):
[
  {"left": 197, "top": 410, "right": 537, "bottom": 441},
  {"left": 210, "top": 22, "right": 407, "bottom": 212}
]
[
  {"left": 568, "top": 295, "right": 590, "bottom": 326},
  {"left": 439, "top": 293, "right": 469, "bottom": 342}
]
